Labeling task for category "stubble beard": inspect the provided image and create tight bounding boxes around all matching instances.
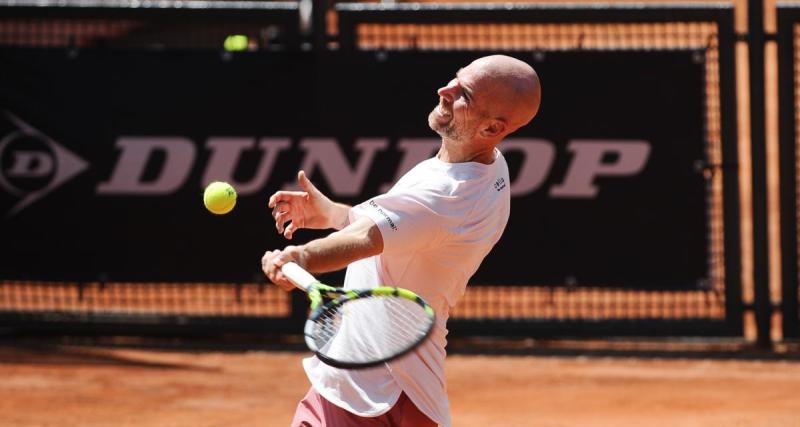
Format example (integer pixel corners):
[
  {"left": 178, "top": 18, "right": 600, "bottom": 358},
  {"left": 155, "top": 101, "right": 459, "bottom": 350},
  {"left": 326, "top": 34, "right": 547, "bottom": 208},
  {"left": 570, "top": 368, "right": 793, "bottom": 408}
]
[{"left": 428, "top": 104, "right": 462, "bottom": 141}]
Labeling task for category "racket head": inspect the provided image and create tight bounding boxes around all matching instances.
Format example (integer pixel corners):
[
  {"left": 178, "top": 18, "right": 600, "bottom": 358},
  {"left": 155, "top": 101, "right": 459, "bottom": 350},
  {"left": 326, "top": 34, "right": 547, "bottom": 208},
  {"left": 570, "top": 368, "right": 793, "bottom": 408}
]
[{"left": 303, "top": 287, "right": 436, "bottom": 369}]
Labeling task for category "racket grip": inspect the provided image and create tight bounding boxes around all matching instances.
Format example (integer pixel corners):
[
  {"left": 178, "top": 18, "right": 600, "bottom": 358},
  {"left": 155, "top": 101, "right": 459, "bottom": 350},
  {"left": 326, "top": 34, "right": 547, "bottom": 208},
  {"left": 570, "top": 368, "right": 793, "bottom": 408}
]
[{"left": 281, "top": 262, "right": 318, "bottom": 292}]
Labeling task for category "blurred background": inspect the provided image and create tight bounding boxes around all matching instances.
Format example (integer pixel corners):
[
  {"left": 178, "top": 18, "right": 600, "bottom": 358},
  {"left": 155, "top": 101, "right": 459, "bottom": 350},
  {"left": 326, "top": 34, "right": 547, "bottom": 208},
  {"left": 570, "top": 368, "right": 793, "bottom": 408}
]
[{"left": 0, "top": 0, "right": 797, "bottom": 363}]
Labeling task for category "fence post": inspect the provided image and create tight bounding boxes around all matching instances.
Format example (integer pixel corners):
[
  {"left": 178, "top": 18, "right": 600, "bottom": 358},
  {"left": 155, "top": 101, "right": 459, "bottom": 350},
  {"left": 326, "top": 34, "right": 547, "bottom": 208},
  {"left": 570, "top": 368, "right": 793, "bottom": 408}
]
[
  {"left": 778, "top": 7, "right": 800, "bottom": 340},
  {"left": 747, "top": 0, "right": 773, "bottom": 349},
  {"left": 719, "top": 7, "right": 745, "bottom": 338}
]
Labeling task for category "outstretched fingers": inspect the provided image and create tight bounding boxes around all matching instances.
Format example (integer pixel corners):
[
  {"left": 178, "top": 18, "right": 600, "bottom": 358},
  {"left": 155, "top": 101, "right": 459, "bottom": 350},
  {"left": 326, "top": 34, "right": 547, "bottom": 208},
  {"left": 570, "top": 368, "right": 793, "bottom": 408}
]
[
  {"left": 273, "top": 204, "right": 303, "bottom": 235},
  {"left": 267, "top": 171, "right": 326, "bottom": 238},
  {"left": 284, "top": 221, "right": 299, "bottom": 240},
  {"left": 297, "top": 170, "right": 319, "bottom": 195},
  {"left": 273, "top": 204, "right": 291, "bottom": 234},
  {"left": 268, "top": 190, "right": 307, "bottom": 209}
]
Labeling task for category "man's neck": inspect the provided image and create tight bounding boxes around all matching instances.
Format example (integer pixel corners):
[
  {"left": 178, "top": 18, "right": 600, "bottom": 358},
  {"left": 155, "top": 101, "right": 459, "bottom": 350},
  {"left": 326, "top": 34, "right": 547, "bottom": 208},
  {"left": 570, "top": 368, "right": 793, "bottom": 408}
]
[{"left": 437, "top": 140, "right": 496, "bottom": 165}]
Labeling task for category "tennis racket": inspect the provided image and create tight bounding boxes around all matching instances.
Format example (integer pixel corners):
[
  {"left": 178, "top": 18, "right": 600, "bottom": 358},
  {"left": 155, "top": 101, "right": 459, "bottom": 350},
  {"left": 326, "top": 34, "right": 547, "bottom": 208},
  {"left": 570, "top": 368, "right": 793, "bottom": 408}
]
[{"left": 281, "top": 262, "right": 435, "bottom": 369}]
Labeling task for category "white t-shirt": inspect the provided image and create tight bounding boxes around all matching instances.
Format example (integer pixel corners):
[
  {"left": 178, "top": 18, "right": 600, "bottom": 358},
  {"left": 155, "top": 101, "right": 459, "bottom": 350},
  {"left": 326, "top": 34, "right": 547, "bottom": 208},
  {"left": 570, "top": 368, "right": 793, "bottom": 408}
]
[{"left": 303, "top": 149, "right": 511, "bottom": 427}]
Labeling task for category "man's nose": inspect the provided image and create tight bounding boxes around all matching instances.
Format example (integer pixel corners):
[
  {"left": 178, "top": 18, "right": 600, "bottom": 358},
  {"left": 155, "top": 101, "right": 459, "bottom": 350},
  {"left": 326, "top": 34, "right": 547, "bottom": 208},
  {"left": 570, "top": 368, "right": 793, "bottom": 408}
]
[{"left": 437, "top": 81, "right": 457, "bottom": 101}]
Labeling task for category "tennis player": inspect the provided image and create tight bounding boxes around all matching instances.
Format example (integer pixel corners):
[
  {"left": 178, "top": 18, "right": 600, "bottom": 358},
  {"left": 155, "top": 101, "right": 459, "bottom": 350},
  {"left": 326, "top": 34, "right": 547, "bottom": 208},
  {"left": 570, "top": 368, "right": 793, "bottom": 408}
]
[{"left": 262, "top": 54, "right": 541, "bottom": 427}]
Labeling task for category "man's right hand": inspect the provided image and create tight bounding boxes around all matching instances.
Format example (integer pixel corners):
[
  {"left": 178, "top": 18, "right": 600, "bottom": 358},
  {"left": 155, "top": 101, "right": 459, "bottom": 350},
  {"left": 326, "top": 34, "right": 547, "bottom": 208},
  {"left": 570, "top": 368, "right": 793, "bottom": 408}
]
[
  {"left": 268, "top": 170, "right": 350, "bottom": 239},
  {"left": 261, "top": 247, "right": 303, "bottom": 291}
]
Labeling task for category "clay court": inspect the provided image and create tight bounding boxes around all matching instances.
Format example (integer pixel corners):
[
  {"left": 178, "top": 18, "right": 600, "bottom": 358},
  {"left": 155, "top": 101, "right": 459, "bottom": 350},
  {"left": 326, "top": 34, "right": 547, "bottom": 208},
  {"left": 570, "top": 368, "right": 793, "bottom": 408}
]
[
  {"left": 2, "top": 0, "right": 800, "bottom": 425},
  {"left": 0, "top": 342, "right": 798, "bottom": 427}
]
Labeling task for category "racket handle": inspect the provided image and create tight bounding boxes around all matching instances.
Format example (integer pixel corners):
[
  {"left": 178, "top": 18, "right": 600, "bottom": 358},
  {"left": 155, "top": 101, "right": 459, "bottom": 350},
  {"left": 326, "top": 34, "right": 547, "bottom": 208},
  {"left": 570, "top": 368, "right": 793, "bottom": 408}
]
[{"left": 281, "top": 262, "right": 318, "bottom": 292}]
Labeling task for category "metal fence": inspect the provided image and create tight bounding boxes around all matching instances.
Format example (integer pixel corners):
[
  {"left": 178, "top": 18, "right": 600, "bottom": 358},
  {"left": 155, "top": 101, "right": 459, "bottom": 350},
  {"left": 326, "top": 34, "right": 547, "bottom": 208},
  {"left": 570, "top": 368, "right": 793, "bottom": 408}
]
[
  {"left": 0, "top": 0, "right": 301, "bottom": 50},
  {"left": 0, "top": 1, "right": 745, "bottom": 339},
  {"left": 335, "top": 3, "right": 741, "bottom": 337},
  {"left": 778, "top": 4, "right": 800, "bottom": 340}
]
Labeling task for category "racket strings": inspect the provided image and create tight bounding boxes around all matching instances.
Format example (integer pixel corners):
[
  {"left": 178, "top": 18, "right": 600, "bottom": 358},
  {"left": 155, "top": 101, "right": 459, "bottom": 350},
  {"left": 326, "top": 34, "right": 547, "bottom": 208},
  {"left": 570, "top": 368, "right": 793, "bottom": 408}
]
[
  {"left": 311, "top": 295, "right": 432, "bottom": 364},
  {"left": 314, "top": 298, "right": 421, "bottom": 352}
]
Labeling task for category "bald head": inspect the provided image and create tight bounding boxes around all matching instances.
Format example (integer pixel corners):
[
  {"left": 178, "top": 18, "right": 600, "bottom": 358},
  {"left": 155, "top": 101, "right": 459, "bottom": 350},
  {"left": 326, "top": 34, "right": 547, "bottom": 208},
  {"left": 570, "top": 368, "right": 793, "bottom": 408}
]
[
  {"left": 429, "top": 54, "right": 542, "bottom": 162},
  {"left": 469, "top": 55, "right": 541, "bottom": 134}
]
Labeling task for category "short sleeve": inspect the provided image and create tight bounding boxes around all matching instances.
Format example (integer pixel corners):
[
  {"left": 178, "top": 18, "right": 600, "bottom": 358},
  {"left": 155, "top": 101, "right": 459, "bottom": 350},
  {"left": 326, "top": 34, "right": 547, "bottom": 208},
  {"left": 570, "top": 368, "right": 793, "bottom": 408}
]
[{"left": 350, "top": 190, "right": 445, "bottom": 254}]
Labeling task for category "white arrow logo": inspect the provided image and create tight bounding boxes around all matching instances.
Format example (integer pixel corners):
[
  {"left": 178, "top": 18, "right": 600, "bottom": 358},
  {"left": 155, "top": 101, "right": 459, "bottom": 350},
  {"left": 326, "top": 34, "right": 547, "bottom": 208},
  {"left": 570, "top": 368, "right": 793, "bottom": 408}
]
[{"left": 0, "top": 111, "right": 89, "bottom": 217}]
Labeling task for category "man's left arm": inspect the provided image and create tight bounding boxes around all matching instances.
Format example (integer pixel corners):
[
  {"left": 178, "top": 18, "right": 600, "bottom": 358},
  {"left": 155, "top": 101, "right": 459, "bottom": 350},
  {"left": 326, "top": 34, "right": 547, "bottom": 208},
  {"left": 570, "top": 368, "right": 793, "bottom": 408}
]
[{"left": 261, "top": 216, "right": 383, "bottom": 290}]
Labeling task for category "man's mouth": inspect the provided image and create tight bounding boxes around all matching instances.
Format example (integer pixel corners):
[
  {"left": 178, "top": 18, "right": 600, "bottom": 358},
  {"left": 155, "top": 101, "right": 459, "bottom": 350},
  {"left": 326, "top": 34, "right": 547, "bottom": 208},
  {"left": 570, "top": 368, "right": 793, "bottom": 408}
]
[{"left": 437, "top": 104, "right": 452, "bottom": 118}]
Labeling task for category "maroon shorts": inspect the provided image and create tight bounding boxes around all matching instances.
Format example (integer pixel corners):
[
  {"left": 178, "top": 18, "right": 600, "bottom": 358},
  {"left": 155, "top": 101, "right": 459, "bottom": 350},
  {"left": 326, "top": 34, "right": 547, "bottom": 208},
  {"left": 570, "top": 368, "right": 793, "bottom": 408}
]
[{"left": 291, "top": 387, "right": 438, "bottom": 427}]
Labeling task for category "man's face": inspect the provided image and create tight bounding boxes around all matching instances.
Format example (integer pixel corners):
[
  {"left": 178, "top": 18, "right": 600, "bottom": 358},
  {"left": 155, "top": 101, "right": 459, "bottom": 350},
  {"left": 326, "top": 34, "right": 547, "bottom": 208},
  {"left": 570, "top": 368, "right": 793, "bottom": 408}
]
[{"left": 428, "top": 64, "right": 487, "bottom": 142}]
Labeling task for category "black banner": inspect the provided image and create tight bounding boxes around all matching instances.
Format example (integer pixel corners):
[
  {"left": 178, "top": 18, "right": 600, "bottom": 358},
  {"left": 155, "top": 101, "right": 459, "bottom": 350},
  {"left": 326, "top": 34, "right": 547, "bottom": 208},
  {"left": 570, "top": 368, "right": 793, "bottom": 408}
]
[{"left": 0, "top": 50, "right": 708, "bottom": 288}]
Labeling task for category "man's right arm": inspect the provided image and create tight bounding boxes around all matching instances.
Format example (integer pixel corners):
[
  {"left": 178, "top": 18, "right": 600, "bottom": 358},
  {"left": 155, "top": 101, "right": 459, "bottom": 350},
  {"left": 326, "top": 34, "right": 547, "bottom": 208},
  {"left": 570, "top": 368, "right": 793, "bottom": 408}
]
[{"left": 261, "top": 216, "right": 383, "bottom": 290}]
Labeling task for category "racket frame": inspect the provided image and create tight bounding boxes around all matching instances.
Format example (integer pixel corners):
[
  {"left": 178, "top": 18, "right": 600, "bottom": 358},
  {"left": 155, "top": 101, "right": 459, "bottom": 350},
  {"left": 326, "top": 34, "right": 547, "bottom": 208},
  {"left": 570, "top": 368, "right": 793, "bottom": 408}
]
[{"left": 282, "top": 262, "right": 436, "bottom": 369}]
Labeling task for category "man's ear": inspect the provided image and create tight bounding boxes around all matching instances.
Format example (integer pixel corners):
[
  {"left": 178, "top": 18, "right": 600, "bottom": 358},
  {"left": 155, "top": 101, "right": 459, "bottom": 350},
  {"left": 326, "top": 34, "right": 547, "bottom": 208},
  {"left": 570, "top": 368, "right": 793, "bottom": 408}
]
[{"left": 480, "top": 118, "right": 507, "bottom": 138}]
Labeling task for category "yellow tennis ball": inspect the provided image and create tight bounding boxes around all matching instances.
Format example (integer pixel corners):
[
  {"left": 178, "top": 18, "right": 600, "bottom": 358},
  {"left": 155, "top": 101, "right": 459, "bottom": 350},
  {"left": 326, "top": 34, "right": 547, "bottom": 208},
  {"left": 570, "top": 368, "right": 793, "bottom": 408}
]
[
  {"left": 203, "top": 181, "right": 237, "bottom": 215},
  {"left": 224, "top": 35, "right": 248, "bottom": 52}
]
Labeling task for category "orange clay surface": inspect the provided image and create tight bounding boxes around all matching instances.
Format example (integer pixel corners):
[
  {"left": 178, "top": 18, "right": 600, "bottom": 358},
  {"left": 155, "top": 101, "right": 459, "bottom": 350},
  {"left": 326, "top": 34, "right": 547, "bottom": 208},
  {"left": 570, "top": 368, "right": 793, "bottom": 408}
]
[{"left": 0, "top": 344, "right": 799, "bottom": 427}]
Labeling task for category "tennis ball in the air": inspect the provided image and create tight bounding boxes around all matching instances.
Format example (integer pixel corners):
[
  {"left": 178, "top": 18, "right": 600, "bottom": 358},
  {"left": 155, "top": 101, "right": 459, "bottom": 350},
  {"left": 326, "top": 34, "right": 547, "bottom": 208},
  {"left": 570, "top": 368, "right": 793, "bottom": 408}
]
[
  {"left": 224, "top": 35, "right": 249, "bottom": 52},
  {"left": 203, "top": 181, "right": 237, "bottom": 215}
]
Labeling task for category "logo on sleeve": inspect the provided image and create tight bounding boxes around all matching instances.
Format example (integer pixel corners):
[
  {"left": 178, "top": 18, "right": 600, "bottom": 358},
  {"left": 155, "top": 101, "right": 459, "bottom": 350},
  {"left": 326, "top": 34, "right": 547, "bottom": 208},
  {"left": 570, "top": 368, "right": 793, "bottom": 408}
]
[
  {"left": 493, "top": 177, "right": 507, "bottom": 192},
  {"left": 368, "top": 199, "right": 397, "bottom": 231}
]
